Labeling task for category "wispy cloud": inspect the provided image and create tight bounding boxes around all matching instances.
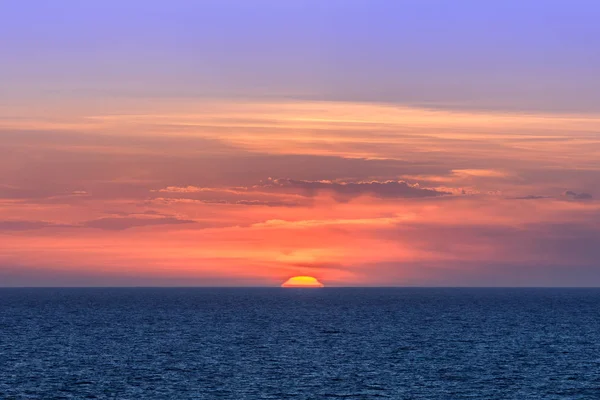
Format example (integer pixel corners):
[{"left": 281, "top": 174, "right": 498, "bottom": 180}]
[
  {"left": 1, "top": 100, "right": 599, "bottom": 285},
  {"left": 257, "top": 178, "right": 451, "bottom": 200},
  {"left": 564, "top": 191, "right": 593, "bottom": 200}
]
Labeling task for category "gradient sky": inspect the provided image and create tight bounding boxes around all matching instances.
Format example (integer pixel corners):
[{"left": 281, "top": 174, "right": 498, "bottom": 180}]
[{"left": 1, "top": 0, "right": 599, "bottom": 286}]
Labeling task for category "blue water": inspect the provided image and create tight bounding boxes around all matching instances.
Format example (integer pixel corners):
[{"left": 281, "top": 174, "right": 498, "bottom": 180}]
[{"left": 1, "top": 288, "right": 600, "bottom": 399}]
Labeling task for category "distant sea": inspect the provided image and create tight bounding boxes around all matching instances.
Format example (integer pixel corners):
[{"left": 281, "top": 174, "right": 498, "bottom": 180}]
[{"left": 2, "top": 288, "right": 600, "bottom": 399}]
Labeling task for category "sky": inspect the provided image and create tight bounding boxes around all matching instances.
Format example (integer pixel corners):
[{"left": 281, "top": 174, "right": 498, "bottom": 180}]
[{"left": 1, "top": 0, "right": 599, "bottom": 286}]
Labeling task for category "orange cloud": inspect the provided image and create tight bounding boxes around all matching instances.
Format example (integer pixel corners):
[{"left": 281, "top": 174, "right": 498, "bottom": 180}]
[{"left": 1, "top": 99, "right": 599, "bottom": 286}]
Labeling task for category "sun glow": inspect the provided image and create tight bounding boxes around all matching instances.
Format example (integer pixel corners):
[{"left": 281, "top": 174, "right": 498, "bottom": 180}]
[{"left": 281, "top": 276, "right": 325, "bottom": 288}]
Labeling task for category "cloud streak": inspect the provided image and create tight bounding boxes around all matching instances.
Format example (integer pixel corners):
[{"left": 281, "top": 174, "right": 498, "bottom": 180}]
[
  {"left": 258, "top": 178, "right": 451, "bottom": 200},
  {"left": 564, "top": 191, "right": 593, "bottom": 200},
  {"left": 1, "top": 99, "right": 599, "bottom": 286},
  {"left": 0, "top": 217, "right": 197, "bottom": 231}
]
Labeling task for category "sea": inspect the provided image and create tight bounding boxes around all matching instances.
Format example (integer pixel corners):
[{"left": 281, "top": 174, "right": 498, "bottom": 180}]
[{"left": 1, "top": 288, "right": 600, "bottom": 399}]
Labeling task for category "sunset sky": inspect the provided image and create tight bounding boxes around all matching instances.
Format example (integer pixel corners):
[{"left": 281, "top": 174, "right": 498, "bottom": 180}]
[{"left": 1, "top": 0, "right": 599, "bottom": 286}]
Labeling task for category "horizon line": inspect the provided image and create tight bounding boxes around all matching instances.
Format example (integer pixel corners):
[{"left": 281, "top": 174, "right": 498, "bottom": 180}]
[{"left": 2, "top": 286, "right": 600, "bottom": 289}]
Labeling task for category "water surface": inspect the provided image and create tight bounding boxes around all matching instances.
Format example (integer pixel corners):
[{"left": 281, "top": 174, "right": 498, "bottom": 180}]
[{"left": 1, "top": 288, "right": 600, "bottom": 399}]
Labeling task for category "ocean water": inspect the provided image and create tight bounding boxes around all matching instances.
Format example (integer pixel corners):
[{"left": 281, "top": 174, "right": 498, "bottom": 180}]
[{"left": 1, "top": 288, "right": 600, "bottom": 399}]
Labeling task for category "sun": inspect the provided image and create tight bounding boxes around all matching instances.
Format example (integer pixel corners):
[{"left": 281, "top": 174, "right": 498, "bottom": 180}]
[{"left": 281, "top": 276, "right": 324, "bottom": 288}]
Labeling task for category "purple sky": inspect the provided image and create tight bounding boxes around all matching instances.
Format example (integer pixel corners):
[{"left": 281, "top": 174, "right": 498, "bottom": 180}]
[{"left": 2, "top": 0, "right": 599, "bottom": 110}]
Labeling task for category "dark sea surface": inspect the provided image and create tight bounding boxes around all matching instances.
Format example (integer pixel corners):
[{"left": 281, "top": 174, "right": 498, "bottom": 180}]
[{"left": 1, "top": 288, "right": 600, "bottom": 399}]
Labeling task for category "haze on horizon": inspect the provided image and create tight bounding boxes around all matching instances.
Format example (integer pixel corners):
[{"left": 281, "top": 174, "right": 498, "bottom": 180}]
[{"left": 1, "top": 0, "right": 599, "bottom": 287}]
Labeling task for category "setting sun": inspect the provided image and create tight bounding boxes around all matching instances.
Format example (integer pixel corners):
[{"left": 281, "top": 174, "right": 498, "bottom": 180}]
[{"left": 281, "top": 276, "right": 325, "bottom": 288}]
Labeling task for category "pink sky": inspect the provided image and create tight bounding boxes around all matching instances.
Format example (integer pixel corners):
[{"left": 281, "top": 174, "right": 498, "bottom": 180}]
[{"left": 1, "top": 99, "right": 599, "bottom": 286}]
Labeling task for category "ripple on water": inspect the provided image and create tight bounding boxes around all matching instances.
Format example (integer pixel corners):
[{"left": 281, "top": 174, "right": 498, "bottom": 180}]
[{"left": 2, "top": 288, "right": 600, "bottom": 399}]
